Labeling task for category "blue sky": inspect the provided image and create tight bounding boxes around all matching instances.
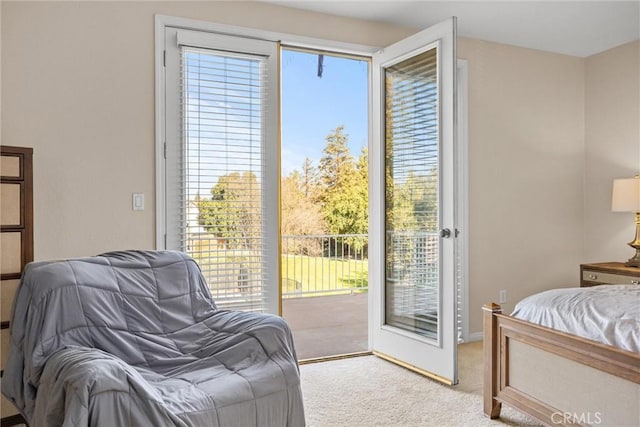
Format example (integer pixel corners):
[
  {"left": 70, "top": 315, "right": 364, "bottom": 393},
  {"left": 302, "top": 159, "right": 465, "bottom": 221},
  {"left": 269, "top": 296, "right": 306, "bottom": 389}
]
[{"left": 281, "top": 49, "right": 369, "bottom": 176}]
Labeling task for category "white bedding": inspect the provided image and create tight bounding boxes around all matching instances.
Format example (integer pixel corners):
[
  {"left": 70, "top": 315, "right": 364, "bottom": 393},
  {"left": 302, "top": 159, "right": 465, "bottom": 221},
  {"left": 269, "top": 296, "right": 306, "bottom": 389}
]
[{"left": 511, "top": 284, "right": 640, "bottom": 353}]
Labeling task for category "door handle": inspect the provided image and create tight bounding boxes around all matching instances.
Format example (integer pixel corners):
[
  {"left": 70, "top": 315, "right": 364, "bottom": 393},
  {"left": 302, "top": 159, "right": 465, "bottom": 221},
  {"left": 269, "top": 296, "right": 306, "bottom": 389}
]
[{"left": 440, "top": 228, "right": 451, "bottom": 238}]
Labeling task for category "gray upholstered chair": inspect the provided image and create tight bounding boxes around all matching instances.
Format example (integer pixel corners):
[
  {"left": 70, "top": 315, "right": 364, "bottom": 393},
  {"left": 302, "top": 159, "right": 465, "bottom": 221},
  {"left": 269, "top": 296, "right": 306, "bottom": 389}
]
[{"left": 2, "top": 250, "right": 305, "bottom": 426}]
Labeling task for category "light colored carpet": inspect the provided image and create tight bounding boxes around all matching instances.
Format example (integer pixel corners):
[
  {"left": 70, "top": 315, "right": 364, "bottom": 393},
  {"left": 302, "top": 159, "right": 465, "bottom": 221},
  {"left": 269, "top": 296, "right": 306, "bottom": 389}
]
[{"left": 299, "top": 342, "right": 541, "bottom": 427}]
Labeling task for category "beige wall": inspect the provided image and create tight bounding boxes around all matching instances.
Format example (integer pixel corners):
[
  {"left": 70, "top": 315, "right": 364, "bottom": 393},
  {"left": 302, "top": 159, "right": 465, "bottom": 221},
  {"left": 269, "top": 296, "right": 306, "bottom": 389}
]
[
  {"left": 584, "top": 41, "right": 640, "bottom": 263},
  {"left": 2, "top": 1, "right": 636, "bottom": 336},
  {"left": 458, "top": 38, "right": 586, "bottom": 331},
  {"left": 1, "top": 1, "right": 412, "bottom": 260}
]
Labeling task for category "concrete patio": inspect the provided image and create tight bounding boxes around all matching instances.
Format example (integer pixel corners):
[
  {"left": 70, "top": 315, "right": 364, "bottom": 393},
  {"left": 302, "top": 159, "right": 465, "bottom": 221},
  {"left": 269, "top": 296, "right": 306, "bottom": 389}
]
[{"left": 282, "top": 293, "right": 368, "bottom": 360}]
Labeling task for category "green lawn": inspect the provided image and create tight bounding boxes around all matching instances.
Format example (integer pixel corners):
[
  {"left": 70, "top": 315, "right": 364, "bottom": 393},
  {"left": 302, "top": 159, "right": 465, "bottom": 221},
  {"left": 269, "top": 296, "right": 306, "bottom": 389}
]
[
  {"left": 281, "top": 254, "right": 368, "bottom": 296},
  {"left": 190, "top": 249, "right": 368, "bottom": 297}
]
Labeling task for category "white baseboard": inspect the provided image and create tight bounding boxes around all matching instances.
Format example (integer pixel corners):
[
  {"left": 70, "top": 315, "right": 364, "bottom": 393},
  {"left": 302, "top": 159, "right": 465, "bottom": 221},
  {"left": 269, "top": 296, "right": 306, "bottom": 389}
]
[{"left": 465, "top": 332, "right": 483, "bottom": 342}]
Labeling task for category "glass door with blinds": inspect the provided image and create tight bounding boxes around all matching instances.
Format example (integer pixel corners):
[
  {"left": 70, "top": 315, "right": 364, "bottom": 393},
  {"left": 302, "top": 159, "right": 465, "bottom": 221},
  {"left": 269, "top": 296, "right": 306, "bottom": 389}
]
[
  {"left": 163, "top": 28, "right": 279, "bottom": 314},
  {"left": 370, "top": 18, "right": 458, "bottom": 384}
]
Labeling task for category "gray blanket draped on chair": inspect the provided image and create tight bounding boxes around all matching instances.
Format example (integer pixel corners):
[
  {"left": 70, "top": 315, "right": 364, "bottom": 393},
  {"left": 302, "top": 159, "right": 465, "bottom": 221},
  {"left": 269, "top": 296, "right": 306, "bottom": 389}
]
[{"left": 2, "top": 250, "right": 305, "bottom": 426}]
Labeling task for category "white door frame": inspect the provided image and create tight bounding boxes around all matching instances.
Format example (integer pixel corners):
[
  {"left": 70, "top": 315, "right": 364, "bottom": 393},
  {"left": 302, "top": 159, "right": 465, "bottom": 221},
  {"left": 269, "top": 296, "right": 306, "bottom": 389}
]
[
  {"left": 456, "top": 59, "right": 470, "bottom": 343},
  {"left": 154, "top": 13, "right": 469, "bottom": 345}
]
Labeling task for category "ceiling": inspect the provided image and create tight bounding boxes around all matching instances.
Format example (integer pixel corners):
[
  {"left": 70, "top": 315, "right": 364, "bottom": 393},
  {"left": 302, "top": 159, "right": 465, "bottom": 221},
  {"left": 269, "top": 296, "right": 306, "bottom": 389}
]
[{"left": 269, "top": 1, "right": 640, "bottom": 57}]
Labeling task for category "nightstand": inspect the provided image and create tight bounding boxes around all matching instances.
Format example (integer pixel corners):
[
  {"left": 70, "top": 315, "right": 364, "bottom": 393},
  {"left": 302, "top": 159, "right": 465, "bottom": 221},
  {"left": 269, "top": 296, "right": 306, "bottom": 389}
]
[{"left": 580, "top": 262, "right": 640, "bottom": 287}]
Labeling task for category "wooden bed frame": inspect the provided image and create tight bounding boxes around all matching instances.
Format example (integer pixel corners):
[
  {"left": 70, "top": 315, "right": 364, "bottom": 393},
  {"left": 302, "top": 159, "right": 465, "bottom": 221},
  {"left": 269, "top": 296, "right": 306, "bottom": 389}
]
[{"left": 483, "top": 303, "right": 640, "bottom": 426}]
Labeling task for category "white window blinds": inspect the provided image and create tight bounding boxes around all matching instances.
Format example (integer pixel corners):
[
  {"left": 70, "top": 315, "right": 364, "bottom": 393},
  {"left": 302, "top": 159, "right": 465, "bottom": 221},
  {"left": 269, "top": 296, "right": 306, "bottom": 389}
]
[
  {"left": 164, "top": 28, "right": 279, "bottom": 313},
  {"left": 384, "top": 46, "right": 440, "bottom": 340}
]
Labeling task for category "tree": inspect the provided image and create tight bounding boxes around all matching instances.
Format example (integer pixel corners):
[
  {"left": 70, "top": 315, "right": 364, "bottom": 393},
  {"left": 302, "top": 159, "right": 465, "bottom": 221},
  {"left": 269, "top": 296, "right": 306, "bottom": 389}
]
[
  {"left": 197, "top": 172, "right": 261, "bottom": 250},
  {"left": 318, "top": 125, "right": 355, "bottom": 193},
  {"left": 316, "top": 127, "right": 369, "bottom": 251},
  {"left": 410, "top": 169, "right": 438, "bottom": 232},
  {"left": 281, "top": 171, "right": 326, "bottom": 255},
  {"left": 300, "top": 158, "right": 319, "bottom": 200},
  {"left": 322, "top": 181, "right": 368, "bottom": 250},
  {"left": 357, "top": 146, "right": 368, "bottom": 182},
  {"left": 281, "top": 171, "right": 325, "bottom": 236},
  {"left": 388, "top": 169, "right": 438, "bottom": 232}
]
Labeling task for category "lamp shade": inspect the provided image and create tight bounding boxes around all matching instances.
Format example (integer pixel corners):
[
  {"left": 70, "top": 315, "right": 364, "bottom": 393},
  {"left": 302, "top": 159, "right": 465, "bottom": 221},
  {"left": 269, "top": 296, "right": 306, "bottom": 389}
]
[{"left": 612, "top": 176, "right": 640, "bottom": 212}]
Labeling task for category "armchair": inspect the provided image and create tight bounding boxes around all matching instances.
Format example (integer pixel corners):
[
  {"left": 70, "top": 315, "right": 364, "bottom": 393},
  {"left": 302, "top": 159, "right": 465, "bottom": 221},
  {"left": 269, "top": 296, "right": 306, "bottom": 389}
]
[{"left": 2, "top": 250, "right": 305, "bottom": 426}]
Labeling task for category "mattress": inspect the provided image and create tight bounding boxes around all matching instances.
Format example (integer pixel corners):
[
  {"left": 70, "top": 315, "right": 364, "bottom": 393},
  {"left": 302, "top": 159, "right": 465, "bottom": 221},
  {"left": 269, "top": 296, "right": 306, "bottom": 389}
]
[{"left": 511, "top": 284, "right": 640, "bottom": 353}]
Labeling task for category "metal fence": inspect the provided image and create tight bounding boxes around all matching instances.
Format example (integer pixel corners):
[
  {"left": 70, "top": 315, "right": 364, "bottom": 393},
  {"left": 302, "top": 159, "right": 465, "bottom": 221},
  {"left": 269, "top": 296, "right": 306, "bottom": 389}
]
[
  {"left": 186, "top": 233, "right": 369, "bottom": 302},
  {"left": 281, "top": 234, "right": 368, "bottom": 298}
]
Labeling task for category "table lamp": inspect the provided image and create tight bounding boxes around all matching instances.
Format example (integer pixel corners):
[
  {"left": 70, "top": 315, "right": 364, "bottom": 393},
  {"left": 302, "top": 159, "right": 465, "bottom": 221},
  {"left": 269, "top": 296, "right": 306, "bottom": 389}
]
[{"left": 612, "top": 175, "right": 640, "bottom": 267}]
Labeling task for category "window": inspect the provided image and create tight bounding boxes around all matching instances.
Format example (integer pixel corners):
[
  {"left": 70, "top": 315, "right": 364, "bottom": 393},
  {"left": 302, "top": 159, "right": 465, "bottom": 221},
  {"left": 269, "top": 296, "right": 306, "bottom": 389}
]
[
  {"left": 162, "top": 28, "right": 279, "bottom": 313},
  {"left": 384, "top": 46, "right": 440, "bottom": 339}
]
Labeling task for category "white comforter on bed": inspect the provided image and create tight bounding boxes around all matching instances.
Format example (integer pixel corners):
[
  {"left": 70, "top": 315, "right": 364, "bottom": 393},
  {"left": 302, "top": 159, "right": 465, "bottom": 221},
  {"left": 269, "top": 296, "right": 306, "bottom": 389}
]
[{"left": 511, "top": 284, "right": 640, "bottom": 353}]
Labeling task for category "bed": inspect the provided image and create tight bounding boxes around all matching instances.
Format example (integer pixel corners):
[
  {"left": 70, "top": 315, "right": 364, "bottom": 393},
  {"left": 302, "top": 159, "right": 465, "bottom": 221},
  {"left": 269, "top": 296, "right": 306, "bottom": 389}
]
[{"left": 483, "top": 284, "right": 640, "bottom": 427}]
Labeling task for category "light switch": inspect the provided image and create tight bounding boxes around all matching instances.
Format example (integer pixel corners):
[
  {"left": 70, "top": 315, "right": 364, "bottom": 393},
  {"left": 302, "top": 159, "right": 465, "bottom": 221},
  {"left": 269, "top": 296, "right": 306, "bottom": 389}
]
[{"left": 132, "top": 193, "right": 144, "bottom": 211}]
